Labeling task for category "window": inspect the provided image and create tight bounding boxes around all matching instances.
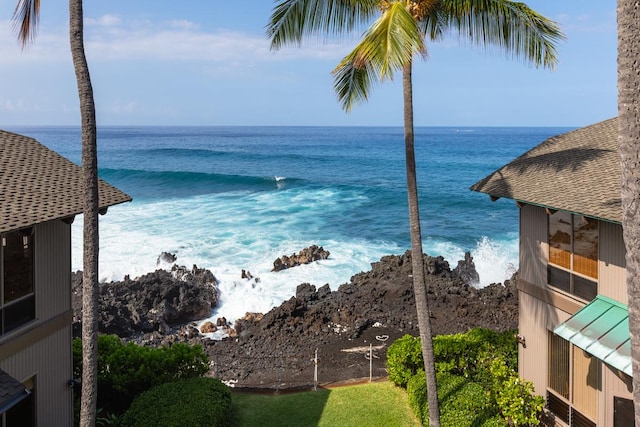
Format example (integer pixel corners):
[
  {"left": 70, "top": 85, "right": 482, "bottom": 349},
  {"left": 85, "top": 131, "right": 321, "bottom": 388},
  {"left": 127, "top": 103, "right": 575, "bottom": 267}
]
[
  {"left": 547, "top": 333, "right": 598, "bottom": 427},
  {"left": 1, "top": 229, "right": 35, "bottom": 335},
  {"left": 548, "top": 212, "right": 598, "bottom": 301}
]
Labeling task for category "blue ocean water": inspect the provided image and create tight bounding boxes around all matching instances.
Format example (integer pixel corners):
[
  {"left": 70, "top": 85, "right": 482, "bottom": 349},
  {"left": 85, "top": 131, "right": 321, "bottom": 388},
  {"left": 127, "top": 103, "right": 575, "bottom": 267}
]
[{"left": 9, "top": 125, "right": 571, "bottom": 325}]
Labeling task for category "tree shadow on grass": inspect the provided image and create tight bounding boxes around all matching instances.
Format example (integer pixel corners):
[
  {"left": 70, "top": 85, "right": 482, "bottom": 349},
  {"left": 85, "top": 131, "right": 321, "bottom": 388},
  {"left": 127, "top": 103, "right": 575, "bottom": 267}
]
[{"left": 230, "top": 387, "right": 330, "bottom": 427}]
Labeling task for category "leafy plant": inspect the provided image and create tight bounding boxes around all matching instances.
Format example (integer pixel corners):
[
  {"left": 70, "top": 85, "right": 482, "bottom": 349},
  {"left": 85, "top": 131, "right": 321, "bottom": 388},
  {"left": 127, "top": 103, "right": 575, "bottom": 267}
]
[
  {"left": 121, "top": 377, "right": 232, "bottom": 427},
  {"left": 387, "top": 328, "right": 518, "bottom": 388},
  {"left": 489, "top": 357, "right": 544, "bottom": 427},
  {"left": 73, "top": 335, "right": 210, "bottom": 414},
  {"left": 387, "top": 334, "right": 425, "bottom": 387},
  {"left": 388, "top": 329, "right": 542, "bottom": 426},
  {"left": 407, "top": 371, "right": 506, "bottom": 427}
]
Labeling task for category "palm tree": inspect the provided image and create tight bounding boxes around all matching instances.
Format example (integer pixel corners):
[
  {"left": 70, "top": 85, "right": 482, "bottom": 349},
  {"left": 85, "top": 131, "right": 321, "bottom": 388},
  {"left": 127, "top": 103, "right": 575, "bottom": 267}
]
[
  {"left": 617, "top": 1, "right": 640, "bottom": 425},
  {"left": 268, "top": 1, "right": 563, "bottom": 425},
  {"left": 12, "top": 1, "right": 101, "bottom": 425}
]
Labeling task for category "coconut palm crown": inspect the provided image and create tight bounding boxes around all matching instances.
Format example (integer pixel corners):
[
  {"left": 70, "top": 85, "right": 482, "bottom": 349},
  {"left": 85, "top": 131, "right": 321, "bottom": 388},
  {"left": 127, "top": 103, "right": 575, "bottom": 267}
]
[{"left": 268, "top": 0, "right": 564, "bottom": 111}]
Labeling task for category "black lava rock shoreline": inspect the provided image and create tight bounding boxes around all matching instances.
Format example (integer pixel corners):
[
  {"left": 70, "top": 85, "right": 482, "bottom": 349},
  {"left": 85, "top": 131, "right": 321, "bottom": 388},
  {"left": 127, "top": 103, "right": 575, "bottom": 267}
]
[{"left": 72, "top": 251, "right": 518, "bottom": 390}]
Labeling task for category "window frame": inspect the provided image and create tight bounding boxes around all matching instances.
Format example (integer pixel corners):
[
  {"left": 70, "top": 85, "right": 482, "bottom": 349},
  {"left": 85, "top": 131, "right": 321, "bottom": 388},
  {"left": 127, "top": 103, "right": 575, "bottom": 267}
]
[
  {"left": 0, "top": 229, "right": 36, "bottom": 336},
  {"left": 548, "top": 212, "right": 598, "bottom": 302}
]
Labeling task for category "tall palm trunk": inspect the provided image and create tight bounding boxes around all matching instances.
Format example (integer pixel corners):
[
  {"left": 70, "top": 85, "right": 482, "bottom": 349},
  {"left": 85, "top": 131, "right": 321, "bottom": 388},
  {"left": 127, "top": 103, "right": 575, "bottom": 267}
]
[
  {"left": 617, "top": 1, "right": 640, "bottom": 425},
  {"left": 403, "top": 61, "right": 440, "bottom": 427},
  {"left": 69, "top": 0, "right": 100, "bottom": 425}
]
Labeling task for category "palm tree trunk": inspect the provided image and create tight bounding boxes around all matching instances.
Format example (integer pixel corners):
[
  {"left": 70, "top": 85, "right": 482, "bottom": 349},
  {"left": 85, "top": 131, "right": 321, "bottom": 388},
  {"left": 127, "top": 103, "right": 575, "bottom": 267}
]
[
  {"left": 403, "top": 61, "right": 440, "bottom": 427},
  {"left": 617, "top": 1, "right": 640, "bottom": 425},
  {"left": 69, "top": 0, "right": 99, "bottom": 425}
]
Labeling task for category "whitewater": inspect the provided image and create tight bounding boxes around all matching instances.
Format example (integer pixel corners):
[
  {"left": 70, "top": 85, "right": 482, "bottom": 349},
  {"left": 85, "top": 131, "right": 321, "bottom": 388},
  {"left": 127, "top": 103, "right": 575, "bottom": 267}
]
[{"left": 9, "top": 125, "right": 571, "bottom": 326}]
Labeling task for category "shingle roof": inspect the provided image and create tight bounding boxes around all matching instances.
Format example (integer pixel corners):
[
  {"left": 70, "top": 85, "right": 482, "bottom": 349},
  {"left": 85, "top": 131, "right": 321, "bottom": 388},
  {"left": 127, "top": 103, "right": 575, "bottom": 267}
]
[
  {"left": 0, "top": 130, "right": 132, "bottom": 234},
  {"left": 470, "top": 117, "right": 621, "bottom": 223},
  {"left": 0, "top": 369, "right": 29, "bottom": 413}
]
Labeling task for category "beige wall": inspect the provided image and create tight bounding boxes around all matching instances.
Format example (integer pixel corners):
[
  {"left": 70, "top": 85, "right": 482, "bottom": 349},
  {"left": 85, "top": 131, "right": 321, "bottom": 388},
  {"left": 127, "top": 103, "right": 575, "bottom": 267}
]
[
  {"left": 518, "top": 206, "right": 631, "bottom": 426},
  {"left": 598, "top": 221, "right": 627, "bottom": 305},
  {"left": 1, "top": 219, "right": 73, "bottom": 426},
  {"left": 35, "top": 220, "right": 72, "bottom": 319},
  {"left": 518, "top": 290, "right": 571, "bottom": 397},
  {"left": 519, "top": 204, "right": 548, "bottom": 286},
  {"left": 602, "top": 365, "right": 633, "bottom": 426},
  {"left": 1, "top": 326, "right": 73, "bottom": 426}
]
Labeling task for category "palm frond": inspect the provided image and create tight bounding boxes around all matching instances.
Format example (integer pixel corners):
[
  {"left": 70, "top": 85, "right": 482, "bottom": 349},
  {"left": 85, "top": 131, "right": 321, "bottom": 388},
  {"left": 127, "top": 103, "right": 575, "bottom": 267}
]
[
  {"left": 12, "top": 0, "right": 40, "bottom": 48},
  {"left": 440, "top": 0, "right": 565, "bottom": 69},
  {"left": 267, "top": 0, "right": 379, "bottom": 50},
  {"left": 417, "top": 5, "right": 446, "bottom": 43},
  {"left": 332, "top": 50, "right": 380, "bottom": 112},
  {"left": 355, "top": 2, "right": 424, "bottom": 78}
]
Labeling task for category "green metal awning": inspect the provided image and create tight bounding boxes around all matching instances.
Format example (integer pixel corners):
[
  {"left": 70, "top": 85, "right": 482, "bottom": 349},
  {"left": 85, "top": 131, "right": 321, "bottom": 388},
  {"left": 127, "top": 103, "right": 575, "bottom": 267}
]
[{"left": 553, "top": 295, "right": 631, "bottom": 376}]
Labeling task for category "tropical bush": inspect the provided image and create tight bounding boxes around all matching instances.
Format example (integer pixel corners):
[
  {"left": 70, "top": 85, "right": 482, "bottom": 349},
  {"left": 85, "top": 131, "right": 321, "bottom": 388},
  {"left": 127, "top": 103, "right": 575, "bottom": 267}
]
[
  {"left": 388, "top": 328, "right": 543, "bottom": 426},
  {"left": 407, "top": 371, "right": 506, "bottom": 427},
  {"left": 488, "top": 356, "right": 544, "bottom": 427},
  {"left": 388, "top": 328, "right": 517, "bottom": 388},
  {"left": 387, "top": 334, "right": 424, "bottom": 387},
  {"left": 73, "top": 335, "right": 210, "bottom": 413},
  {"left": 122, "top": 377, "right": 232, "bottom": 427}
]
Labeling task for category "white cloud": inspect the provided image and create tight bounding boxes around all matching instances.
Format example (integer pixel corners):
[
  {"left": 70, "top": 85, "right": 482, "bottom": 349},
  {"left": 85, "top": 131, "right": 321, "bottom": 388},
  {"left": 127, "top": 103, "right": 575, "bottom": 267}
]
[
  {"left": 85, "top": 14, "right": 122, "bottom": 27},
  {"left": 1, "top": 96, "right": 35, "bottom": 112},
  {"left": 555, "top": 10, "right": 616, "bottom": 34},
  {"left": 0, "top": 16, "right": 352, "bottom": 66},
  {"left": 169, "top": 20, "right": 200, "bottom": 30}
]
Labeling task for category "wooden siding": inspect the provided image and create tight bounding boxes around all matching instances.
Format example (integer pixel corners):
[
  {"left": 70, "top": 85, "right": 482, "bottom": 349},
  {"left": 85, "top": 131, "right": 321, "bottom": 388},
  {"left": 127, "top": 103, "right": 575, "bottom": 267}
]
[
  {"left": 0, "top": 219, "right": 74, "bottom": 425},
  {"left": 35, "top": 220, "right": 71, "bottom": 320},
  {"left": 598, "top": 221, "right": 627, "bottom": 304},
  {"left": 0, "top": 325, "right": 73, "bottom": 426},
  {"left": 518, "top": 291, "right": 571, "bottom": 397},
  {"left": 603, "top": 365, "right": 632, "bottom": 427},
  {"left": 572, "top": 347, "right": 599, "bottom": 421},
  {"left": 519, "top": 205, "right": 548, "bottom": 286}
]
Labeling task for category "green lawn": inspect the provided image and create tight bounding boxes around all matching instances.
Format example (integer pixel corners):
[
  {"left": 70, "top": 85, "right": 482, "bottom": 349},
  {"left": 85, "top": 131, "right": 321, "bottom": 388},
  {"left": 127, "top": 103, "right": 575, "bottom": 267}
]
[{"left": 231, "top": 380, "right": 422, "bottom": 427}]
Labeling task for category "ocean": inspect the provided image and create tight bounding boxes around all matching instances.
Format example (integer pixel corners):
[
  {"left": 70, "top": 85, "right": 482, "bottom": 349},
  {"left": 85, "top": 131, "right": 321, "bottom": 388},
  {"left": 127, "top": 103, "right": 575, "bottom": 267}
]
[{"left": 8, "top": 125, "right": 571, "bottom": 328}]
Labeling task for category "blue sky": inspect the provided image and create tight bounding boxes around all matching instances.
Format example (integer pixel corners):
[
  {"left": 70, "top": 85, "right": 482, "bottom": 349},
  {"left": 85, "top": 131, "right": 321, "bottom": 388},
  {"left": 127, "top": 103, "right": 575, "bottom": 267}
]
[{"left": 0, "top": 0, "right": 616, "bottom": 127}]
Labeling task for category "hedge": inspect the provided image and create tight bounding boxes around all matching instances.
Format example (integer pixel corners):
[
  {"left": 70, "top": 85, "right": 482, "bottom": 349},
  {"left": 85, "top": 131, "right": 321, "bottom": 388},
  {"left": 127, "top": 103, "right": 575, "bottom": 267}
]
[{"left": 122, "top": 377, "right": 232, "bottom": 427}]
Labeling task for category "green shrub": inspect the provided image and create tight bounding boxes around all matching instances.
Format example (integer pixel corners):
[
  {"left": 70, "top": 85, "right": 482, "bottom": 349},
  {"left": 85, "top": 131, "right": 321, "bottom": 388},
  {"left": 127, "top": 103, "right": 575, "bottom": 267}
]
[
  {"left": 489, "top": 357, "right": 544, "bottom": 427},
  {"left": 387, "top": 334, "right": 424, "bottom": 387},
  {"left": 406, "top": 370, "right": 428, "bottom": 423},
  {"left": 388, "top": 329, "right": 535, "bottom": 427},
  {"left": 122, "top": 377, "right": 232, "bottom": 427},
  {"left": 386, "top": 329, "right": 517, "bottom": 386},
  {"left": 407, "top": 371, "right": 506, "bottom": 427},
  {"left": 433, "top": 328, "right": 517, "bottom": 382},
  {"left": 73, "top": 335, "right": 210, "bottom": 413}
]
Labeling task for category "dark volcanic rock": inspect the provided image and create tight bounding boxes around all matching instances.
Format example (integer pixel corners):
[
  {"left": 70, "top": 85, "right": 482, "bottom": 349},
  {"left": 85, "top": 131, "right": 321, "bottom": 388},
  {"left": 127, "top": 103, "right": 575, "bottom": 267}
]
[
  {"left": 72, "top": 265, "right": 219, "bottom": 338},
  {"left": 200, "top": 250, "right": 518, "bottom": 389},
  {"left": 77, "top": 251, "right": 518, "bottom": 390},
  {"left": 453, "top": 251, "right": 480, "bottom": 285},
  {"left": 272, "top": 245, "right": 330, "bottom": 271},
  {"left": 156, "top": 251, "right": 177, "bottom": 266}
]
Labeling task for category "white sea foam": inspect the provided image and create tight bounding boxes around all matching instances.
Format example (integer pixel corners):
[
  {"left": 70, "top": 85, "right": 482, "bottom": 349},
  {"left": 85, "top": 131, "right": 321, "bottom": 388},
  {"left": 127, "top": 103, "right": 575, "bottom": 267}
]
[
  {"left": 72, "top": 194, "right": 400, "bottom": 325},
  {"left": 72, "top": 192, "right": 518, "bottom": 328},
  {"left": 424, "top": 235, "right": 518, "bottom": 288},
  {"left": 471, "top": 236, "right": 519, "bottom": 287}
]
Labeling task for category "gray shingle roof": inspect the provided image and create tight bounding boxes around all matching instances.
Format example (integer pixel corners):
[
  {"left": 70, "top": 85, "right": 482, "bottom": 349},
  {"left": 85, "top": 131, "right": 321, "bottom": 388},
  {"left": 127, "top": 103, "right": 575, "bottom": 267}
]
[
  {"left": 0, "top": 369, "right": 29, "bottom": 413},
  {"left": 0, "top": 129, "right": 132, "bottom": 234},
  {"left": 470, "top": 118, "right": 621, "bottom": 223}
]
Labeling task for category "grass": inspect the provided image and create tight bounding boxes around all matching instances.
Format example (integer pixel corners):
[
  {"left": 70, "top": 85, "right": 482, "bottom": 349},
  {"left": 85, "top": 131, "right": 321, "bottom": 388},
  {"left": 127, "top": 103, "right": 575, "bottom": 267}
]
[{"left": 231, "top": 380, "right": 422, "bottom": 427}]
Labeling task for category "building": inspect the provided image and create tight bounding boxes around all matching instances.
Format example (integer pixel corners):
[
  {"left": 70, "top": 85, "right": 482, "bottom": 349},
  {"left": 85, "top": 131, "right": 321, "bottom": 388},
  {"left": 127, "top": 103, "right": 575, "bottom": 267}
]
[
  {"left": 0, "top": 130, "right": 131, "bottom": 426},
  {"left": 471, "top": 118, "right": 633, "bottom": 427}
]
